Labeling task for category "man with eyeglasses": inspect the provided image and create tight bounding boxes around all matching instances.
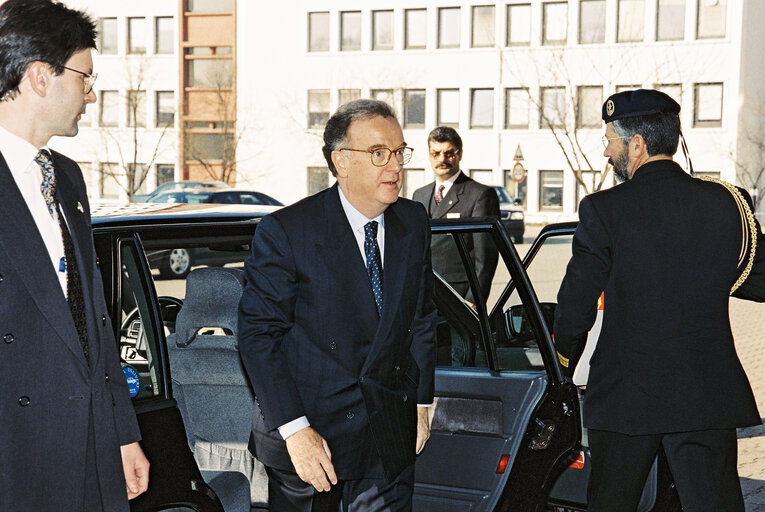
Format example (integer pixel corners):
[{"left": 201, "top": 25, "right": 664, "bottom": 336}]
[
  {"left": 413, "top": 126, "right": 500, "bottom": 303},
  {"left": 239, "top": 99, "right": 436, "bottom": 511},
  {"left": 0, "top": 1, "right": 149, "bottom": 511},
  {"left": 554, "top": 88, "right": 765, "bottom": 511}
]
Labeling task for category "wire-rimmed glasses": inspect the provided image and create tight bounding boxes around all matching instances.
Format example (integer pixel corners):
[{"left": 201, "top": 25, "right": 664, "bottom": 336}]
[{"left": 62, "top": 65, "right": 97, "bottom": 94}]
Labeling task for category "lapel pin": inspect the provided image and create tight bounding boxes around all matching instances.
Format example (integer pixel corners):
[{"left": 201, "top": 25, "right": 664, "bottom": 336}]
[{"left": 76, "top": 202, "right": 84, "bottom": 213}]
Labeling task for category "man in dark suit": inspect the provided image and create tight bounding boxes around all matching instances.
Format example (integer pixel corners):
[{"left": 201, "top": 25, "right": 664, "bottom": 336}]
[
  {"left": 0, "top": 1, "right": 149, "bottom": 510},
  {"left": 554, "top": 89, "right": 765, "bottom": 512},
  {"left": 413, "top": 126, "right": 500, "bottom": 303},
  {"left": 239, "top": 99, "right": 436, "bottom": 511}
]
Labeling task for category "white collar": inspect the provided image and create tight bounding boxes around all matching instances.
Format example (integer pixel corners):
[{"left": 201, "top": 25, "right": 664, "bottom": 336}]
[
  {"left": 337, "top": 186, "right": 385, "bottom": 233},
  {"left": 0, "top": 125, "right": 49, "bottom": 179}
]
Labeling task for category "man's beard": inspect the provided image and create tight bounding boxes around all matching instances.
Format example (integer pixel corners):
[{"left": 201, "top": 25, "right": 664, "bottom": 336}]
[{"left": 610, "top": 150, "right": 631, "bottom": 183}]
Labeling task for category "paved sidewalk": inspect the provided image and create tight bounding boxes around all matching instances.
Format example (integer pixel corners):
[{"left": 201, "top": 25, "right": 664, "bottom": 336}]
[{"left": 731, "top": 298, "right": 765, "bottom": 511}]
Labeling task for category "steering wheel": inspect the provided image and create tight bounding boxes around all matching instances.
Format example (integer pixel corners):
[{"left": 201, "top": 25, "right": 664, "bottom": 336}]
[{"left": 120, "top": 296, "right": 185, "bottom": 335}]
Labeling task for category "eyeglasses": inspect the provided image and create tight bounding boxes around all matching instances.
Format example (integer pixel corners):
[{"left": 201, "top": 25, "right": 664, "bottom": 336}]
[
  {"left": 601, "top": 135, "right": 630, "bottom": 148},
  {"left": 62, "top": 65, "right": 97, "bottom": 94},
  {"left": 339, "top": 146, "right": 414, "bottom": 167}
]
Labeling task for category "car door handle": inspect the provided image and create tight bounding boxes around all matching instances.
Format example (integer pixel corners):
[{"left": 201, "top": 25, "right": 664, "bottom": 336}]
[{"left": 529, "top": 418, "right": 556, "bottom": 450}]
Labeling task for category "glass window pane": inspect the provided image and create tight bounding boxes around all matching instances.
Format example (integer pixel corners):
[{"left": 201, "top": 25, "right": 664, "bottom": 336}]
[
  {"left": 506, "top": 4, "right": 531, "bottom": 46},
  {"left": 437, "top": 89, "right": 460, "bottom": 126},
  {"left": 694, "top": 82, "right": 723, "bottom": 127},
  {"left": 186, "top": 59, "right": 232, "bottom": 88},
  {"left": 657, "top": 0, "right": 685, "bottom": 41},
  {"left": 403, "top": 168, "right": 427, "bottom": 198},
  {"left": 654, "top": 83, "right": 682, "bottom": 104},
  {"left": 155, "top": 17, "right": 174, "bottom": 54},
  {"left": 618, "top": 0, "right": 645, "bottom": 42},
  {"left": 405, "top": 89, "right": 426, "bottom": 128},
  {"left": 186, "top": 0, "right": 232, "bottom": 13},
  {"left": 99, "top": 17, "right": 118, "bottom": 55},
  {"left": 339, "top": 89, "right": 361, "bottom": 106},
  {"left": 472, "top": 5, "right": 495, "bottom": 48},
  {"left": 470, "top": 88, "right": 494, "bottom": 128},
  {"left": 469, "top": 169, "right": 493, "bottom": 185},
  {"left": 579, "top": 0, "right": 606, "bottom": 44},
  {"left": 156, "top": 164, "right": 175, "bottom": 186},
  {"left": 156, "top": 91, "right": 174, "bottom": 127},
  {"left": 127, "top": 90, "right": 146, "bottom": 128},
  {"left": 307, "top": 167, "right": 331, "bottom": 194},
  {"left": 128, "top": 17, "right": 146, "bottom": 54},
  {"left": 372, "top": 10, "right": 394, "bottom": 50},
  {"left": 539, "top": 170, "right": 564, "bottom": 209},
  {"left": 371, "top": 89, "right": 394, "bottom": 106},
  {"left": 405, "top": 9, "right": 427, "bottom": 49},
  {"left": 186, "top": 133, "right": 233, "bottom": 160},
  {"left": 100, "top": 90, "right": 119, "bottom": 127},
  {"left": 540, "top": 87, "right": 566, "bottom": 128},
  {"left": 307, "top": 90, "right": 330, "bottom": 129},
  {"left": 505, "top": 88, "right": 529, "bottom": 128},
  {"left": 340, "top": 11, "right": 361, "bottom": 51},
  {"left": 543, "top": 2, "right": 568, "bottom": 45},
  {"left": 100, "top": 162, "right": 121, "bottom": 199},
  {"left": 503, "top": 171, "right": 527, "bottom": 207},
  {"left": 438, "top": 7, "right": 461, "bottom": 48},
  {"left": 577, "top": 86, "right": 602, "bottom": 128},
  {"left": 697, "top": 0, "right": 726, "bottom": 39},
  {"left": 308, "top": 12, "right": 329, "bottom": 52}
]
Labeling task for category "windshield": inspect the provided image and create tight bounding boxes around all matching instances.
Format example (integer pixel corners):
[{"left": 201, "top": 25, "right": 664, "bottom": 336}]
[{"left": 494, "top": 186, "right": 513, "bottom": 206}]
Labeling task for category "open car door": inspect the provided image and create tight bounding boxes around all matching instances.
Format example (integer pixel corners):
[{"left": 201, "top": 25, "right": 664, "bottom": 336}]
[{"left": 413, "top": 219, "right": 580, "bottom": 512}]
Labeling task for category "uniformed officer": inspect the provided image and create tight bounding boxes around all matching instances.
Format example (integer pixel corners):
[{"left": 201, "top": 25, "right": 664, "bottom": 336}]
[{"left": 554, "top": 88, "right": 765, "bottom": 511}]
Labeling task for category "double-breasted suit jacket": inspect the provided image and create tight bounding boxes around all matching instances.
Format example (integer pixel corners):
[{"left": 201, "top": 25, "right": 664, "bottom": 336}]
[
  {"left": 238, "top": 185, "right": 436, "bottom": 481},
  {"left": 0, "top": 151, "right": 141, "bottom": 511},
  {"left": 554, "top": 160, "right": 765, "bottom": 435},
  {"left": 413, "top": 173, "right": 500, "bottom": 302}
]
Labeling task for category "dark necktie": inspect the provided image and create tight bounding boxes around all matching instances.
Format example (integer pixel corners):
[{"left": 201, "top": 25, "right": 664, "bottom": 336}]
[
  {"left": 36, "top": 150, "right": 89, "bottom": 361},
  {"left": 434, "top": 184, "right": 445, "bottom": 205},
  {"left": 364, "top": 221, "right": 383, "bottom": 316}
]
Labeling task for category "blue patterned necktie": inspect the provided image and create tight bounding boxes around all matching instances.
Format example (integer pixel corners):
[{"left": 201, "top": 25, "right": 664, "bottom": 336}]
[
  {"left": 36, "top": 150, "right": 89, "bottom": 360},
  {"left": 364, "top": 221, "right": 383, "bottom": 316}
]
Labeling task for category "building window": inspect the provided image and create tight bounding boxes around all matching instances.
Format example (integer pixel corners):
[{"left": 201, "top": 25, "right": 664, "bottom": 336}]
[
  {"left": 579, "top": 0, "right": 606, "bottom": 44},
  {"left": 156, "top": 91, "right": 174, "bottom": 127},
  {"left": 506, "top": 3, "right": 531, "bottom": 46},
  {"left": 128, "top": 17, "right": 146, "bottom": 54},
  {"left": 654, "top": 83, "right": 682, "bottom": 104},
  {"left": 471, "top": 5, "right": 495, "bottom": 48},
  {"left": 469, "top": 169, "right": 493, "bottom": 185},
  {"left": 100, "top": 163, "right": 121, "bottom": 199},
  {"left": 308, "top": 12, "right": 330, "bottom": 52},
  {"left": 405, "top": 9, "right": 427, "bottom": 49},
  {"left": 372, "top": 10, "right": 394, "bottom": 50},
  {"left": 505, "top": 88, "right": 529, "bottom": 129},
  {"left": 404, "top": 89, "right": 426, "bottom": 128},
  {"left": 540, "top": 87, "right": 566, "bottom": 129},
  {"left": 576, "top": 86, "right": 602, "bottom": 128},
  {"left": 403, "top": 168, "right": 427, "bottom": 199},
  {"left": 470, "top": 88, "right": 494, "bottom": 129},
  {"left": 156, "top": 164, "right": 175, "bottom": 186},
  {"left": 539, "top": 170, "right": 564, "bottom": 210},
  {"left": 339, "top": 89, "right": 361, "bottom": 106},
  {"left": 155, "top": 17, "right": 174, "bottom": 54},
  {"left": 99, "top": 90, "right": 119, "bottom": 127},
  {"left": 616, "top": 84, "right": 641, "bottom": 92},
  {"left": 437, "top": 89, "right": 460, "bottom": 127},
  {"left": 340, "top": 11, "right": 361, "bottom": 51},
  {"left": 185, "top": 133, "right": 233, "bottom": 161},
  {"left": 542, "top": 2, "right": 568, "bottom": 45},
  {"left": 657, "top": 0, "right": 685, "bottom": 41},
  {"left": 186, "top": 59, "right": 232, "bottom": 88},
  {"left": 127, "top": 90, "right": 146, "bottom": 128},
  {"left": 371, "top": 89, "right": 394, "bottom": 106},
  {"left": 617, "top": 0, "right": 644, "bottom": 42},
  {"left": 503, "top": 171, "right": 527, "bottom": 207},
  {"left": 438, "top": 7, "right": 461, "bottom": 49},
  {"left": 186, "top": 0, "right": 232, "bottom": 12},
  {"left": 693, "top": 82, "right": 723, "bottom": 127},
  {"left": 307, "top": 90, "right": 330, "bottom": 129},
  {"left": 99, "top": 17, "right": 118, "bottom": 55},
  {"left": 307, "top": 167, "right": 331, "bottom": 195},
  {"left": 696, "top": 0, "right": 726, "bottom": 39}
]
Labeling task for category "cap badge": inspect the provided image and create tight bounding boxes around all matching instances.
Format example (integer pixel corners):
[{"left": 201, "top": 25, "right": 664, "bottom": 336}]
[{"left": 606, "top": 99, "right": 615, "bottom": 117}]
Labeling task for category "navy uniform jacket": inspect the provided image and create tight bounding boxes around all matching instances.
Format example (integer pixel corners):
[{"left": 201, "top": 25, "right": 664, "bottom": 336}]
[
  {"left": 238, "top": 185, "right": 436, "bottom": 481},
  {"left": 413, "top": 173, "right": 500, "bottom": 302},
  {"left": 554, "top": 160, "right": 765, "bottom": 435},
  {"left": 0, "top": 151, "right": 141, "bottom": 511}
]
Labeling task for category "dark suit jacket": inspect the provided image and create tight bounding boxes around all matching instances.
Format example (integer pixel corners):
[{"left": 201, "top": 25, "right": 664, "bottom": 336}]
[
  {"left": 554, "top": 160, "right": 765, "bottom": 435},
  {"left": 238, "top": 185, "right": 436, "bottom": 481},
  {"left": 413, "top": 172, "right": 500, "bottom": 302},
  {"left": 0, "top": 151, "right": 141, "bottom": 511}
]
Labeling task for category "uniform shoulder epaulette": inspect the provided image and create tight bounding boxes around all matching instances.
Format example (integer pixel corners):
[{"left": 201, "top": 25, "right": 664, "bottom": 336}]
[{"left": 696, "top": 176, "right": 757, "bottom": 294}]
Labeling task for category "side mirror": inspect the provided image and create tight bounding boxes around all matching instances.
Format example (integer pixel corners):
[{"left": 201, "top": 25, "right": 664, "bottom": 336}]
[
  {"left": 507, "top": 303, "right": 556, "bottom": 341},
  {"left": 513, "top": 198, "right": 522, "bottom": 206}
]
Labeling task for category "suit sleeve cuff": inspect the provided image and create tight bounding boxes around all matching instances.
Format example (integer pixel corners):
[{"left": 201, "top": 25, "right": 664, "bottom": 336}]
[{"left": 278, "top": 416, "right": 310, "bottom": 439}]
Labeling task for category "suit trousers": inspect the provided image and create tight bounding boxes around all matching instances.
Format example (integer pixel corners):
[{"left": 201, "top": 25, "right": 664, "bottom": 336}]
[
  {"left": 265, "top": 460, "right": 414, "bottom": 512},
  {"left": 587, "top": 428, "right": 744, "bottom": 512}
]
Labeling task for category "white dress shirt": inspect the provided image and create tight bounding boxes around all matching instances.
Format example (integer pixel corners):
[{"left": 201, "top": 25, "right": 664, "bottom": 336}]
[
  {"left": 0, "top": 126, "right": 67, "bottom": 295},
  {"left": 434, "top": 170, "right": 462, "bottom": 200}
]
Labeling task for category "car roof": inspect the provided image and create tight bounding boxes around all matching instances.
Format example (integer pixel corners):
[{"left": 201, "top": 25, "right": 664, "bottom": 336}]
[{"left": 91, "top": 202, "right": 280, "bottom": 228}]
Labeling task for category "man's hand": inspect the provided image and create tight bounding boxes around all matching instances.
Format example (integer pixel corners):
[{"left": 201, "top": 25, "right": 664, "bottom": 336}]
[
  {"left": 120, "top": 442, "right": 150, "bottom": 500},
  {"left": 285, "top": 427, "right": 337, "bottom": 492},
  {"left": 415, "top": 407, "right": 431, "bottom": 454}
]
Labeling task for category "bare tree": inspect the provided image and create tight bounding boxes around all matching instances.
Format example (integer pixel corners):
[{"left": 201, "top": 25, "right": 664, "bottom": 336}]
[{"left": 731, "top": 100, "right": 765, "bottom": 212}]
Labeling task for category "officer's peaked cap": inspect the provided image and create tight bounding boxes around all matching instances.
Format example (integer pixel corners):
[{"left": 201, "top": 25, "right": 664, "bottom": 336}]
[{"left": 602, "top": 89, "right": 680, "bottom": 123}]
